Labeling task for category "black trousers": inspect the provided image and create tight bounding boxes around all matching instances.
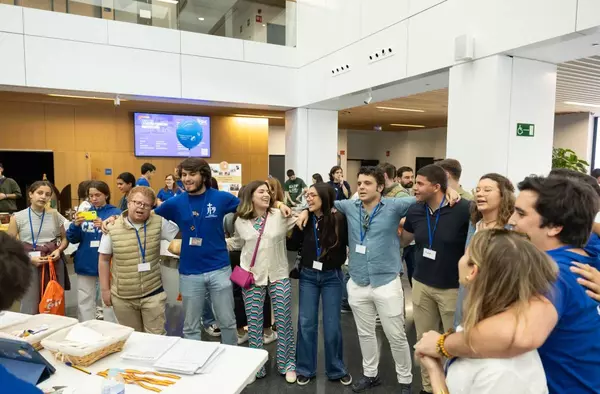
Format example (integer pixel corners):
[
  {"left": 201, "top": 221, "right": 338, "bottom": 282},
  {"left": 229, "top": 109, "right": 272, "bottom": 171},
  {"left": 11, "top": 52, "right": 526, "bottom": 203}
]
[
  {"left": 230, "top": 251, "right": 272, "bottom": 329},
  {"left": 403, "top": 245, "right": 416, "bottom": 287}
]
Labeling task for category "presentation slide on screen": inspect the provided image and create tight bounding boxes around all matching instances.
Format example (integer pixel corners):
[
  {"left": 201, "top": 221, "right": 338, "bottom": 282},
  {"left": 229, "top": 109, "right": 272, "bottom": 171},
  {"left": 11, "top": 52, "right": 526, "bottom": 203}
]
[{"left": 134, "top": 113, "right": 211, "bottom": 157}]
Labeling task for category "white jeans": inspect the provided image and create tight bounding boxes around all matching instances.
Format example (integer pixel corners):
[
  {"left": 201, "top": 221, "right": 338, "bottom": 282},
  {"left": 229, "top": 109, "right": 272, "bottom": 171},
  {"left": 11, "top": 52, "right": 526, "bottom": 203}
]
[
  {"left": 348, "top": 276, "right": 412, "bottom": 384},
  {"left": 77, "top": 275, "right": 118, "bottom": 323}
]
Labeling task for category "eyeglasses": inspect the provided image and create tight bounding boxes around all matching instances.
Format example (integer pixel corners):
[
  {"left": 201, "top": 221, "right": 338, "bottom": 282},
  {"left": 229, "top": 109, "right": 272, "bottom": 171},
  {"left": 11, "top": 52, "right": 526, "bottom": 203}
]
[{"left": 129, "top": 200, "right": 152, "bottom": 209}]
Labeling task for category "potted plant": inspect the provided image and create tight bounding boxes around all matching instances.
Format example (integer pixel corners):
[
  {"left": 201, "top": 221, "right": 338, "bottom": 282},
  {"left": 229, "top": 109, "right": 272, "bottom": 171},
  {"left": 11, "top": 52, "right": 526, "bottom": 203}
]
[{"left": 552, "top": 148, "right": 589, "bottom": 173}]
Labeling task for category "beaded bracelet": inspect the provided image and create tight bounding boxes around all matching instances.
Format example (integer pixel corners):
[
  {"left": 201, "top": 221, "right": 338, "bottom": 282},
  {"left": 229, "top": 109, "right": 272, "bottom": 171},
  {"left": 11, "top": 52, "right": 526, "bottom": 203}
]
[{"left": 436, "top": 329, "right": 455, "bottom": 359}]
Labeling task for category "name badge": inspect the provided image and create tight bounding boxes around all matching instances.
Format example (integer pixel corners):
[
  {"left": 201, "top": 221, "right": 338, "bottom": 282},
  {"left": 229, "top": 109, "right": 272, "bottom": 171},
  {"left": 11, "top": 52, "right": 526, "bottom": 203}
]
[
  {"left": 90, "top": 240, "right": 100, "bottom": 248},
  {"left": 423, "top": 248, "right": 437, "bottom": 260},
  {"left": 138, "top": 263, "right": 151, "bottom": 272},
  {"left": 312, "top": 261, "right": 323, "bottom": 271},
  {"left": 189, "top": 237, "right": 203, "bottom": 247},
  {"left": 29, "top": 251, "right": 41, "bottom": 258},
  {"left": 355, "top": 244, "right": 367, "bottom": 255}
]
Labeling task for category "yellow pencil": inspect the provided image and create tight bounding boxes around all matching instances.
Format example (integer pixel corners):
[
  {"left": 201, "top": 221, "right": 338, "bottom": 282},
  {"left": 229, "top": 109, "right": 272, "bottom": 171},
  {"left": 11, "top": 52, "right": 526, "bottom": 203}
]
[{"left": 66, "top": 362, "right": 91, "bottom": 375}]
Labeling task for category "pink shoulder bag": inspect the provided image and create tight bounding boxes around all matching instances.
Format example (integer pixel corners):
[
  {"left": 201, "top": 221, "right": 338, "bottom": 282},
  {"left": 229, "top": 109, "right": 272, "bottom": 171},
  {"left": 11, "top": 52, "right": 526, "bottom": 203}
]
[{"left": 230, "top": 212, "right": 268, "bottom": 289}]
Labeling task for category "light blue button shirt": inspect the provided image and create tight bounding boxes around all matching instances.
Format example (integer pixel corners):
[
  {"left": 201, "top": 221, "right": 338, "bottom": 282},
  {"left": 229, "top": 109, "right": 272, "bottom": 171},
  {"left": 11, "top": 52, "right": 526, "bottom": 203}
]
[{"left": 335, "top": 196, "right": 416, "bottom": 288}]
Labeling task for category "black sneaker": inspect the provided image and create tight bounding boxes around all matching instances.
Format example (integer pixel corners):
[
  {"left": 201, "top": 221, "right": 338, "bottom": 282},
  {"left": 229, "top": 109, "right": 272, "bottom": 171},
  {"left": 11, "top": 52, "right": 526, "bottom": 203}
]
[
  {"left": 296, "top": 375, "right": 311, "bottom": 386},
  {"left": 339, "top": 374, "right": 353, "bottom": 386},
  {"left": 399, "top": 383, "right": 412, "bottom": 394},
  {"left": 352, "top": 375, "right": 381, "bottom": 392}
]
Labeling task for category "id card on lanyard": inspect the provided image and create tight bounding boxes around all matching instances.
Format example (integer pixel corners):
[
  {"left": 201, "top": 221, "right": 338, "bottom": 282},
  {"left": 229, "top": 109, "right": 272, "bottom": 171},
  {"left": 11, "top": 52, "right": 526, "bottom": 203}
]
[
  {"left": 312, "top": 215, "right": 323, "bottom": 271},
  {"left": 28, "top": 208, "right": 45, "bottom": 258},
  {"left": 357, "top": 203, "right": 381, "bottom": 255},
  {"left": 129, "top": 218, "right": 150, "bottom": 272},
  {"left": 188, "top": 190, "right": 210, "bottom": 247},
  {"left": 424, "top": 197, "right": 445, "bottom": 260}
]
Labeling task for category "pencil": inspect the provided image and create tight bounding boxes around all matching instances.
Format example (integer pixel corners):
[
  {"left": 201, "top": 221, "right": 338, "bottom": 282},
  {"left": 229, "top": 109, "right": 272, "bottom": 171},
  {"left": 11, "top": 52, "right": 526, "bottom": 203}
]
[{"left": 65, "top": 362, "right": 91, "bottom": 375}]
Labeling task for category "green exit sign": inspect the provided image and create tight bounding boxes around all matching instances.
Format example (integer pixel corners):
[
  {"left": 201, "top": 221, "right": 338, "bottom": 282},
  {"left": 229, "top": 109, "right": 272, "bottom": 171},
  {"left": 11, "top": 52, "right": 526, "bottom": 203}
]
[{"left": 517, "top": 123, "right": 535, "bottom": 137}]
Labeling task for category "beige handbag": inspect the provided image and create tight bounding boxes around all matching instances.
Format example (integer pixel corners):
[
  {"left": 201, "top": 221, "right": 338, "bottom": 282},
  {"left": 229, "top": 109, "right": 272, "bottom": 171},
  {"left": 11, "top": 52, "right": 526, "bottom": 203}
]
[{"left": 168, "top": 239, "right": 181, "bottom": 256}]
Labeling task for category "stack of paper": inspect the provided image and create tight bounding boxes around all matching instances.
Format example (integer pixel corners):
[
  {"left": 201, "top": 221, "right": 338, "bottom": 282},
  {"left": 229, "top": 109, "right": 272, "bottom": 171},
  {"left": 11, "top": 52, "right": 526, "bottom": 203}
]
[
  {"left": 121, "top": 335, "right": 180, "bottom": 363},
  {"left": 153, "top": 340, "right": 223, "bottom": 375}
]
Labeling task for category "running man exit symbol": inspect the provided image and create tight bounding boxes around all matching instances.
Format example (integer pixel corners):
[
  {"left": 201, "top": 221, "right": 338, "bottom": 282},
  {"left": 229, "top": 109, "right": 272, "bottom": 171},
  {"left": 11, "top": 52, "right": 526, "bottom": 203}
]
[{"left": 516, "top": 123, "right": 535, "bottom": 137}]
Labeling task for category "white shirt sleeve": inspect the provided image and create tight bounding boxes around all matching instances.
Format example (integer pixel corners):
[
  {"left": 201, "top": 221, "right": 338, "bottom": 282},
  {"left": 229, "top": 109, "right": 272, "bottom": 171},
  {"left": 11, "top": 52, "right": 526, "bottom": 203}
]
[
  {"left": 161, "top": 218, "right": 179, "bottom": 242},
  {"left": 595, "top": 211, "right": 600, "bottom": 223},
  {"left": 98, "top": 233, "right": 113, "bottom": 255}
]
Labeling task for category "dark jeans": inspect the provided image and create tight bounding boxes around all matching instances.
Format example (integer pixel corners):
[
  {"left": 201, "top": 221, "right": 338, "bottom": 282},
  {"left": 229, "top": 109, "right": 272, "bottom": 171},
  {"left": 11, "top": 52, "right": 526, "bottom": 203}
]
[
  {"left": 341, "top": 266, "right": 351, "bottom": 309},
  {"left": 403, "top": 245, "right": 415, "bottom": 287},
  {"left": 296, "top": 267, "right": 347, "bottom": 379},
  {"left": 230, "top": 251, "right": 272, "bottom": 329}
]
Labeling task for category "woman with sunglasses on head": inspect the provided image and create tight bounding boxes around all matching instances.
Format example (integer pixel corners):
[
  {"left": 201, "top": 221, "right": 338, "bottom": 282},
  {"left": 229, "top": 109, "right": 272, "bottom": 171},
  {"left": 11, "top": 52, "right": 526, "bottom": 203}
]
[
  {"left": 417, "top": 230, "right": 553, "bottom": 394},
  {"left": 227, "top": 180, "right": 298, "bottom": 383},
  {"left": 7, "top": 181, "right": 69, "bottom": 314},
  {"left": 156, "top": 174, "right": 181, "bottom": 206},
  {"left": 454, "top": 173, "right": 515, "bottom": 327},
  {"left": 67, "top": 180, "right": 120, "bottom": 322},
  {"left": 287, "top": 182, "right": 352, "bottom": 386}
]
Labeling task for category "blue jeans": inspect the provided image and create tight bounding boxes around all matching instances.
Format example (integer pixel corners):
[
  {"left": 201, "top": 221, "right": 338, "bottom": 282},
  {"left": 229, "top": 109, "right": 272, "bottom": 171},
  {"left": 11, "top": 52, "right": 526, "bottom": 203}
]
[
  {"left": 203, "top": 292, "right": 216, "bottom": 328},
  {"left": 296, "top": 267, "right": 347, "bottom": 379},
  {"left": 179, "top": 265, "right": 236, "bottom": 345},
  {"left": 341, "top": 266, "right": 351, "bottom": 309}
]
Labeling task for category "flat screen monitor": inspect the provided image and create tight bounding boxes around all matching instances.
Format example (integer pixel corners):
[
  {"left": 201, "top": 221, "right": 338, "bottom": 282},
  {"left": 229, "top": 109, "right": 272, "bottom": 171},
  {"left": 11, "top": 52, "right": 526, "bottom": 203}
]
[{"left": 134, "top": 112, "right": 211, "bottom": 157}]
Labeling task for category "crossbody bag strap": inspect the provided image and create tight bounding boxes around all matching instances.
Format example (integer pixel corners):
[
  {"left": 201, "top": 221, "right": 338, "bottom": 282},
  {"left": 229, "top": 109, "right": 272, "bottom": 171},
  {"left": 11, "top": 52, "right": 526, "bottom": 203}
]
[{"left": 248, "top": 212, "right": 269, "bottom": 269}]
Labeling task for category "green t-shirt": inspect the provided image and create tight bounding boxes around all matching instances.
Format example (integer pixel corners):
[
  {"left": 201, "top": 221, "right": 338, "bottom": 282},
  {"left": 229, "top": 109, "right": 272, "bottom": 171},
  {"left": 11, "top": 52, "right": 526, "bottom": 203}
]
[{"left": 284, "top": 178, "right": 307, "bottom": 204}]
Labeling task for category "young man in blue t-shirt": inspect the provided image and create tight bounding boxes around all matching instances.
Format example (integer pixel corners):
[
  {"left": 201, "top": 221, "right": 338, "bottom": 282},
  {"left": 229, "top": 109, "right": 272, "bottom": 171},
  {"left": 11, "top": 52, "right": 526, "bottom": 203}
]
[
  {"left": 415, "top": 175, "right": 600, "bottom": 394},
  {"left": 0, "top": 232, "right": 44, "bottom": 394},
  {"left": 155, "top": 158, "right": 290, "bottom": 345},
  {"left": 136, "top": 162, "right": 156, "bottom": 187}
]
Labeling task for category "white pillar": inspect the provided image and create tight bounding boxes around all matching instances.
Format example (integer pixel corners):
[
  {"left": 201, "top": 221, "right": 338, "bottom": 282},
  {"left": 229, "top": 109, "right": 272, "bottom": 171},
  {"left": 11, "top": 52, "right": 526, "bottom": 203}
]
[
  {"left": 447, "top": 55, "right": 557, "bottom": 190},
  {"left": 285, "top": 0, "right": 297, "bottom": 47},
  {"left": 285, "top": 108, "right": 338, "bottom": 182}
]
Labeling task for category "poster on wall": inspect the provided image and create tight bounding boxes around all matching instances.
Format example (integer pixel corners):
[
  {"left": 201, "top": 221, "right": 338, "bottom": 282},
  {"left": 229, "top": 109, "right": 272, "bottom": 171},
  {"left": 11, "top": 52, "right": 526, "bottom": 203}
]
[{"left": 209, "top": 162, "right": 242, "bottom": 196}]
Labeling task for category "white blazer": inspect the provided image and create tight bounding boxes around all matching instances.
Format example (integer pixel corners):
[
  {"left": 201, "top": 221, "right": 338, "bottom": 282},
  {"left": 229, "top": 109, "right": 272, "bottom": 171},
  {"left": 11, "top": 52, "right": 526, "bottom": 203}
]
[{"left": 227, "top": 210, "right": 296, "bottom": 286}]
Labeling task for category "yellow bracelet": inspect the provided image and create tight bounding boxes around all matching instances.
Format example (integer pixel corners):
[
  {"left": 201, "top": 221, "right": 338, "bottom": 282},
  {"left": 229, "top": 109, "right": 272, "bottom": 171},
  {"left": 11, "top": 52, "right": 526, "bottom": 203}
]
[{"left": 436, "top": 330, "right": 454, "bottom": 359}]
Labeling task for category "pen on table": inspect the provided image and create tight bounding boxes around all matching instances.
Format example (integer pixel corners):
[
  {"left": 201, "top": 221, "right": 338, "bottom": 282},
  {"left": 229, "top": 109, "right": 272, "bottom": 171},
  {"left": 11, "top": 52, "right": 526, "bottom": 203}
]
[{"left": 65, "top": 362, "right": 91, "bottom": 375}]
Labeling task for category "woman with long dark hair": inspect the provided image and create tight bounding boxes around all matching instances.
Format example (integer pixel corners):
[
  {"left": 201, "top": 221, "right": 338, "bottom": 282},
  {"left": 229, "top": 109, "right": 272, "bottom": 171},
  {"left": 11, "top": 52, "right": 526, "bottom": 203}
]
[
  {"left": 287, "top": 182, "right": 352, "bottom": 386},
  {"left": 227, "top": 180, "right": 298, "bottom": 383},
  {"left": 7, "top": 181, "right": 69, "bottom": 314}
]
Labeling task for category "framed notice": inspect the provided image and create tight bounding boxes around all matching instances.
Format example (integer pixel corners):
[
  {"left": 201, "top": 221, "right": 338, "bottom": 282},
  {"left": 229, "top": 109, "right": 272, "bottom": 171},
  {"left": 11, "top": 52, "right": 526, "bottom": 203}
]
[{"left": 209, "top": 162, "right": 242, "bottom": 196}]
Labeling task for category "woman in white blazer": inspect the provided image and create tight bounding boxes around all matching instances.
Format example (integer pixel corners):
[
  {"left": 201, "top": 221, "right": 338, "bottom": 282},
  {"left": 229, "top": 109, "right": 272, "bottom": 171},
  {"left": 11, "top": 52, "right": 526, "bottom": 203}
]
[{"left": 227, "top": 180, "right": 298, "bottom": 383}]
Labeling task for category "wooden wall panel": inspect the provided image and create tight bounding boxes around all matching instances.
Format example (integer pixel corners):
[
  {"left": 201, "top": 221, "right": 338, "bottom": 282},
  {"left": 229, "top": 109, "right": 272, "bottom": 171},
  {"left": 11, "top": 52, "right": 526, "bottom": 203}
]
[{"left": 0, "top": 97, "right": 268, "bottom": 208}]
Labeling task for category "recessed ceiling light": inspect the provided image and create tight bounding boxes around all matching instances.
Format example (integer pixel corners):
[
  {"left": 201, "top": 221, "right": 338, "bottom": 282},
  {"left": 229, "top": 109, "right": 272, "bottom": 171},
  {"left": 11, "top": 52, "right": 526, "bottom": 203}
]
[
  {"left": 564, "top": 101, "right": 600, "bottom": 108},
  {"left": 262, "top": 24, "right": 266, "bottom": 27},
  {"left": 376, "top": 106, "right": 425, "bottom": 113},
  {"left": 198, "top": 17, "right": 205, "bottom": 21},
  {"left": 155, "top": 0, "right": 178, "bottom": 4},
  {"left": 234, "top": 114, "right": 284, "bottom": 119},
  {"left": 390, "top": 123, "right": 426, "bottom": 128}
]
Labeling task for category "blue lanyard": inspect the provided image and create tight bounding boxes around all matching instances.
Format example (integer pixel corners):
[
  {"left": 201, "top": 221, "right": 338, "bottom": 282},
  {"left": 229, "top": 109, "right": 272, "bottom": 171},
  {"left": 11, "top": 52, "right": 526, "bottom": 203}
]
[
  {"left": 425, "top": 197, "right": 445, "bottom": 248},
  {"left": 28, "top": 208, "right": 45, "bottom": 249},
  {"left": 359, "top": 203, "right": 381, "bottom": 244},
  {"left": 188, "top": 190, "right": 210, "bottom": 238},
  {"left": 128, "top": 218, "right": 147, "bottom": 264},
  {"left": 444, "top": 356, "right": 458, "bottom": 376},
  {"left": 312, "top": 215, "right": 321, "bottom": 259}
]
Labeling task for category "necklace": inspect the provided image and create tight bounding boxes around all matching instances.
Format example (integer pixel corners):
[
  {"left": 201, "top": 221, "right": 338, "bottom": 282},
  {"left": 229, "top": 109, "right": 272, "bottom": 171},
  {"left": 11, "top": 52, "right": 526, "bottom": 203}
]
[{"left": 481, "top": 219, "right": 498, "bottom": 229}]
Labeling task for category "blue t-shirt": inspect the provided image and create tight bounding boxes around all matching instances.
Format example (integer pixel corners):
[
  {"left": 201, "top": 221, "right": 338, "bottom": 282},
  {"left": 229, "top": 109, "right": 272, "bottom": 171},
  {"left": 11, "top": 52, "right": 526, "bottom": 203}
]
[
  {"left": 155, "top": 188, "right": 239, "bottom": 275},
  {"left": 542, "top": 247, "right": 600, "bottom": 394},
  {"left": 136, "top": 177, "right": 150, "bottom": 187},
  {"left": 327, "top": 180, "right": 351, "bottom": 201},
  {"left": 0, "top": 365, "right": 43, "bottom": 394},
  {"left": 584, "top": 233, "right": 600, "bottom": 269},
  {"left": 157, "top": 188, "right": 180, "bottom": 202}
]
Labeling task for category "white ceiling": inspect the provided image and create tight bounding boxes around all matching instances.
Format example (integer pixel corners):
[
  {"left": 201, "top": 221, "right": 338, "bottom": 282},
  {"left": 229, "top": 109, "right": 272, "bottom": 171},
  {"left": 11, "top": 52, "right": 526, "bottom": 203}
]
[{"left": 556, "top": 55, "right": 600, "bottom": 114}]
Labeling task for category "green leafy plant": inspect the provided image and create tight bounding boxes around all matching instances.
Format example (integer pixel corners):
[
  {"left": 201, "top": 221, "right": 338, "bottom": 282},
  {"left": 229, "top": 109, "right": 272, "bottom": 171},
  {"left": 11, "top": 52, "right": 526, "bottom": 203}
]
[{"left": 552, "top": 148, "right": 589, "bottom": 173}]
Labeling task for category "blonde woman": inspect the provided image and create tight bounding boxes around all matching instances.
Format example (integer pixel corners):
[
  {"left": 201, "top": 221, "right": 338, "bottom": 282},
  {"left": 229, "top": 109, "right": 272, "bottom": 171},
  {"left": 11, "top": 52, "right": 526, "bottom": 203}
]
[
  {"left": 418, "top": 229, "right": 553, "bottom": 394},
  {"left": 267, "top": 177, "right": 285, "bottom": 204},
  {"left": 227, "top": 180, "right": 297, "bottom": 383}
]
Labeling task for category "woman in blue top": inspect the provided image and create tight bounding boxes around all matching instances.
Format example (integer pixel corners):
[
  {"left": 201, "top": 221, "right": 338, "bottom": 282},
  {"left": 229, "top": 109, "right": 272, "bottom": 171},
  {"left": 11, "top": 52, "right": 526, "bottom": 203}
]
[
  {"left": 157, "top": 174, "right": 181, "bottom": 206},
  {"left": 66, "top": 180, "right": 120, "bottom": 322}
]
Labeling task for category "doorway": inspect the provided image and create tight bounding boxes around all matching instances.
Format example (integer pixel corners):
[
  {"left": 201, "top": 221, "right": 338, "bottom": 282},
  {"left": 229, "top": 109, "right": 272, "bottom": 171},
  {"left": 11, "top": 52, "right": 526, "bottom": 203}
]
[
  {"left": 268, "top": 155, "right": 286, "bottom": 187},
  {"left": 0, "top": 150, "right": 54, "bottom": 211},
  {"left": 415, "top": 157, "right": 435, "bottom": 171}
]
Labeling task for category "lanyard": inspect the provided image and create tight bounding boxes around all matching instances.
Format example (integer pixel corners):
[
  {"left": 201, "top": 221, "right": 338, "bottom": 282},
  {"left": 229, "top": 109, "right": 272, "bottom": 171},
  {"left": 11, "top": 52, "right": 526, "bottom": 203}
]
[
  {"left": 312, "top": 215, "right": 321, "bottom": 259},
  {"left": 28, "top": 208, "right": 45, "bottom": 249},
  {"left": 425, "top": 197, "right": 445, "bottom": 248},
  {"left": 359, "top": 202, "right": 381, "bottom": 244},
  {"left": 188, "top": 189, "right": 210, "bottom": 238},
  {"left": 444, "top": 356, "right": 458, "bottom": 376},
  {"left": 128, "top": 218, "right": 147, "bottom": 264}
]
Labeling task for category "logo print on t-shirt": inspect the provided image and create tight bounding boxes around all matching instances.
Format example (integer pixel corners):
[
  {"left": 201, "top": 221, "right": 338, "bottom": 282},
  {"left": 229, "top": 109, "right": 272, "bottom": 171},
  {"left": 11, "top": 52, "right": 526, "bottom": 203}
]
[{"left": 206, "top": 203, "right": 217, "bottom": 218}]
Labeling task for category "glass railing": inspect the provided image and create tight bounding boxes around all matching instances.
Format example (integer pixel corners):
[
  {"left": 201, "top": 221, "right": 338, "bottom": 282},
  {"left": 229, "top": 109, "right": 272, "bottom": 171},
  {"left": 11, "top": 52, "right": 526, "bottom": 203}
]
[{"left": 5, "top": 0, "right": 296, "bottom": 47}]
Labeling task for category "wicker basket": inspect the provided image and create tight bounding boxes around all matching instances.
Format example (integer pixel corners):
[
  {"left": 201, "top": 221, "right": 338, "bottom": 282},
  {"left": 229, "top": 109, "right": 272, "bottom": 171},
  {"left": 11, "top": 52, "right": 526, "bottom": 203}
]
[
  {"left": 0, "top": 314, "right": 77, "bottom": 350},
  {"left": 41, "top": 320, "right": 134, "bottom": 367}
]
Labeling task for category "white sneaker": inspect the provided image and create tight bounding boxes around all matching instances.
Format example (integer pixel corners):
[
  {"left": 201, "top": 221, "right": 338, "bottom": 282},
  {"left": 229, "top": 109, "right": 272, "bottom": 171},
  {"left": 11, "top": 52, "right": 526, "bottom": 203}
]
[
  {"left": 237, "top": 332, "right": 249, "bottom": 345},
  {"left": 263, "top": 331, "right": 278, "bottom": 345},
  {"left": 204, "top": 324, "right": 221, "bottom": 337}
]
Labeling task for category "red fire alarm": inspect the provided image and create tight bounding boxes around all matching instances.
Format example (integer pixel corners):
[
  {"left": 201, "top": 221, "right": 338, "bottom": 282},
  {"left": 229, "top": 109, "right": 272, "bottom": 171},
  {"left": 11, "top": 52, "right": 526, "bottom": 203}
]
[
  {"left": 386, "top": 150, "right": 390, "bottom": 157},
  {"left": 256, "top": 15, "right": 262, "bottom": 23},
  {"left": 339, "top": 150, "right": 346, "bottom": 155}
]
